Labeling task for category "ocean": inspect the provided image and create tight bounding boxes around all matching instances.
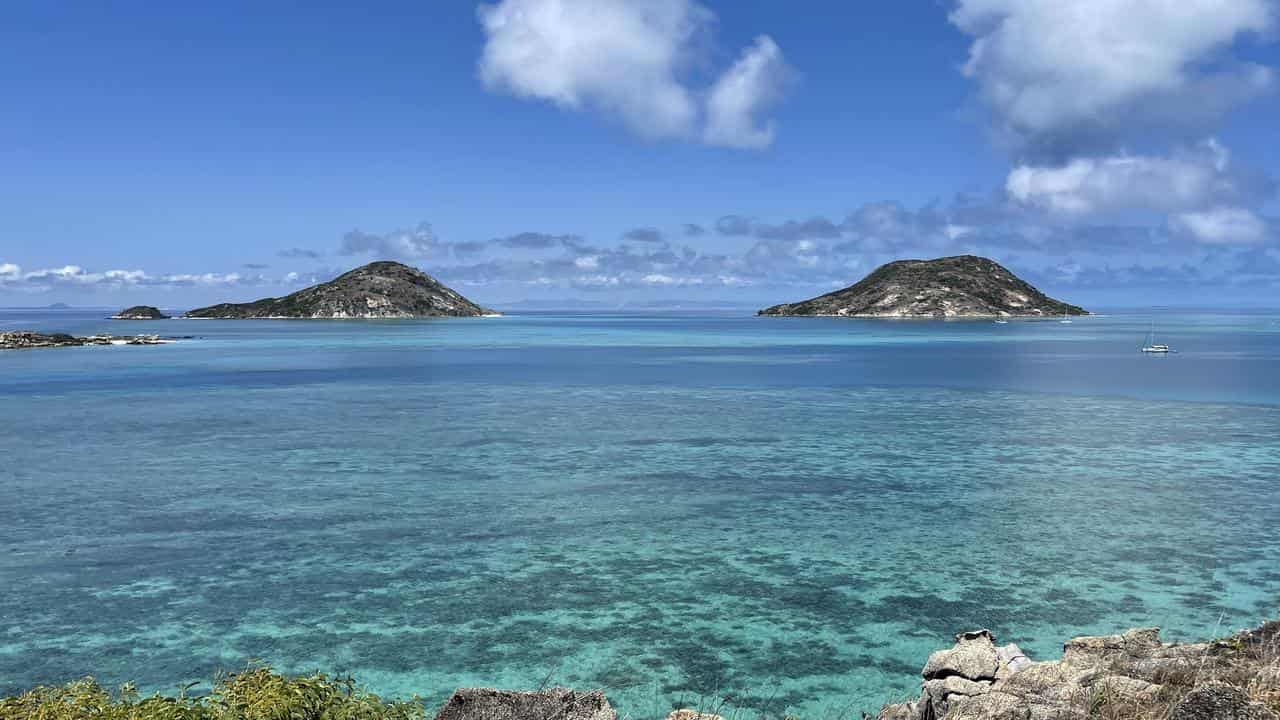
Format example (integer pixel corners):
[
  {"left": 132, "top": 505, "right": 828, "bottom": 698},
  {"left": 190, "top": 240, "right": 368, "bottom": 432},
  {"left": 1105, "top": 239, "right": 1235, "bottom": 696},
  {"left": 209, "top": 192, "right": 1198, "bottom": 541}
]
[{"left": 1, "top": 309, "right": 1278, "bottom": 717}]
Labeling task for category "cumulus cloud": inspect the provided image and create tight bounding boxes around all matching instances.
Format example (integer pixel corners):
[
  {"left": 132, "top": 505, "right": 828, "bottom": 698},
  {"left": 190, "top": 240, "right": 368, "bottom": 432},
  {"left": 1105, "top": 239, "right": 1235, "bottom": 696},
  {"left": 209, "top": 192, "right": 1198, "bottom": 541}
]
[
  {"left": 1169, "top": 206, "right": 1270, "bottom": 244},
  {"left": 704, "top": 35, "right": 790, "bottom": 149},
  {"left": 1005, "top": 139, "right": 1267, "bottom": 215},
  {"left": 476, "top": 0, "right": 789, "bottom": 147},
  {"left": 683, "top": 223, "right": 707, "bottom": 236},
  {"left": 339, "top": 223, "right": 448, "bottom": 259},
  {"left": 477, "top": 0, "right": 704, "bottom": 138},
  {"left": 950, "top": 0, "right": 1275, "bottom": 156}
]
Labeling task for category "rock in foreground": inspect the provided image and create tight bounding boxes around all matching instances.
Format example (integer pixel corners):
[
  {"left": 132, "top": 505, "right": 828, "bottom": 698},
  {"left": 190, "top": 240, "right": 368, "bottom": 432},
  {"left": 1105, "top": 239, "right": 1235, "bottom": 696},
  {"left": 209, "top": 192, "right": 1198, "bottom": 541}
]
[
  {"left": 759, "top": 255, "right": 1087, "bottom": 318},
  {"left": 434, "top": 688, "right": 615, "bottom": 720},
  {"left": 111, "top": 305, "right": 170, "bottom": 319},
  {"left": 184, "top": 261, "right": 498, "bottom": 319},
  {"left": 874, "top": 621, "right": 1280, "bottom": 720}
]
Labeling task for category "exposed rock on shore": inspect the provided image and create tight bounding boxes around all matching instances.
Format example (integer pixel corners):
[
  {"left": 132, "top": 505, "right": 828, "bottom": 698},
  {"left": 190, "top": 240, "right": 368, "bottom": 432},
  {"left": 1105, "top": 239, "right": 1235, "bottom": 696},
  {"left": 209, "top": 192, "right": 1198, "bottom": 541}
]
[
  {"left": 184, "top": 261, "right": 498, "bottom": 319},
  {"left": 111, "top": 305, "right": 170, "bottom": 319},
  {"left": 1, "top": 330, "right": 175, "bottom": 350},
  {"left": 758, "top": 255, "right": 1087, "bottom": 318},
  {"left": 873, "top": 622, "right": 1279, "bottom": 720},
  {"left": 435, "top": 688, "right": 616, "bottom": 720}
]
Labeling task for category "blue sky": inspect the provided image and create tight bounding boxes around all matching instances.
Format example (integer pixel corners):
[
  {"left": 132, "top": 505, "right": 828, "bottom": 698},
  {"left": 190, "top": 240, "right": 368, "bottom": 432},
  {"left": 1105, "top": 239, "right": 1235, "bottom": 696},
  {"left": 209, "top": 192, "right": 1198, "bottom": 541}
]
[{"left": 2, "top": 0, "right": 1279, "bottom": 308}]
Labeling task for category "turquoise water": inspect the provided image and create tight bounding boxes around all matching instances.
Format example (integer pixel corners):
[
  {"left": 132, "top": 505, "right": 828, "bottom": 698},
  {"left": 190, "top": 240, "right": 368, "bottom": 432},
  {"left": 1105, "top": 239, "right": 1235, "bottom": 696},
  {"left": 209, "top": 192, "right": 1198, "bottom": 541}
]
[{"left": 1, "top": 310, "right": 1278, "bottom": 717}]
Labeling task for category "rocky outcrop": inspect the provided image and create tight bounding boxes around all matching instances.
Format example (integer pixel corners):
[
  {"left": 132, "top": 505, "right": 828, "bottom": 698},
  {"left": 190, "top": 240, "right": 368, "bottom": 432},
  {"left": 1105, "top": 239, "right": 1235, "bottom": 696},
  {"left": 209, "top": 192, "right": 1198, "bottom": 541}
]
[
  {"left": 758, "top": 255, "right": 1087, "bottom": 318},
  {"left": 1, "top": 330, "right": 174, "bottom": 350},
  {"left": 873, "top": 621, "right": 1280, "bottom": 720},
  {"left": 1172, "top": 683, "right": 1278, "bottom": 720},
  {"left": 111, "top": 305, "right": 170, "bottom": 319},
  {"left": 184, "top": 261, "right": 498, "bottom": 319},
  {"left": 434, "top": 688, "right": 616, "bottom": 720}
]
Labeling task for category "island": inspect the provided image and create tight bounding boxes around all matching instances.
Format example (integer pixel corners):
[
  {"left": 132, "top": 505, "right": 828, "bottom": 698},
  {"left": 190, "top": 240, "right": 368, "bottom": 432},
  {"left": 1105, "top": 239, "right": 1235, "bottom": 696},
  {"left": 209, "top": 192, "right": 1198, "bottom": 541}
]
[
  {"left": 758, "top": 255, "right": 1088, "bottom": 318},
  {"left": 111, "top": 305, "right": 170, "bottom": 319},
  {"left": 184, "top": 261, "right": 498, "bottom": 319},
  {"left": 0, "top": 331, "right": 174, "bottom": 350}
]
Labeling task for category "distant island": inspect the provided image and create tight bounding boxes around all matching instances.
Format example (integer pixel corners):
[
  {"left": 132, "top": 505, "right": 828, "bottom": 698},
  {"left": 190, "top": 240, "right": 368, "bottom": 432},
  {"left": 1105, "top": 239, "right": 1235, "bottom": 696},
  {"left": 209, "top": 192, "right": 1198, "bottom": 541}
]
[
  {"left": 758, "top": 255, "right": 1088, "bottom": 318},
  {"left": 184, "top": 261, "right": 498, "bottom": 319},
  {"left": 0, "top": 331, "right": 174, "bottom": 350},
  {"left": 111, "top": 305, "right": 170, "bottom": 320}
]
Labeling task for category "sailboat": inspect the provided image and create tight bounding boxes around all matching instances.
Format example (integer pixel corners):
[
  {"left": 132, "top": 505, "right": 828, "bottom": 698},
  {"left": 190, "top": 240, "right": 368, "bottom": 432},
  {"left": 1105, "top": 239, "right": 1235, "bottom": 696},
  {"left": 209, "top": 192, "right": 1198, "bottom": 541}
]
[
  {"left": 1059, "top": 310, "right": 1072, "bottom": 324},
  {"left": 1141, "top": 321, "right": 1171, "bottom": 353}
]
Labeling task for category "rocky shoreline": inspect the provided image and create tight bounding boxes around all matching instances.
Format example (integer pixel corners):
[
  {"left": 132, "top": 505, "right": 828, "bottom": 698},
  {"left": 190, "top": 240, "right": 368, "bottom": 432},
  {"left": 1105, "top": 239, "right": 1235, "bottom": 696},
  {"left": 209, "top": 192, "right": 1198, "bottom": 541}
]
[
  {"left": 870, "top": 621, "right": 1278, "bottom": 720},
  {"left": 427, "top": 621, "right": 1277, "bottom": 720},
  {"left": 0, "top": 330, "right": 184, "bottom": 350},
  {"left": 2, "top": 621, "right": 1275, "bottom": 720}
]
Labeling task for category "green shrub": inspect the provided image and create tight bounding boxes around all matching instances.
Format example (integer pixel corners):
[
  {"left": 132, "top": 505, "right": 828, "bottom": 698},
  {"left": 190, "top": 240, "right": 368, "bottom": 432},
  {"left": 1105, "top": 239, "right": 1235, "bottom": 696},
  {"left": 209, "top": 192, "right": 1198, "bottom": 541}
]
[{"left": 0, "top": 666, "right": 425, "bottom": 720}]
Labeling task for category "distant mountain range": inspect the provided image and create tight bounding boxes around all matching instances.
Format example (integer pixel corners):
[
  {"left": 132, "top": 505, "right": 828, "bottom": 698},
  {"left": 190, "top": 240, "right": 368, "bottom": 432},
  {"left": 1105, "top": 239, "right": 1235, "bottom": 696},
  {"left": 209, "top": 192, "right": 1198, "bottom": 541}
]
[{"left": 759, "top": 255, "right": 1088, "bottom": 318}]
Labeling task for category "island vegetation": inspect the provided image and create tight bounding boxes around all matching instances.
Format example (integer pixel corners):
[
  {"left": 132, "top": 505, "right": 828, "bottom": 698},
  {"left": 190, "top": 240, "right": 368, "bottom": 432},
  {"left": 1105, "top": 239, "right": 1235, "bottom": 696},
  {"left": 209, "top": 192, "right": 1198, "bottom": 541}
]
[
  {"left": 111, "top": 306, "right": 170, "bottom": 320},
  {"left": 183, "top": 262, "right": 497, "bottom": 319},
  {"left": 758, "top": 255, "right": 1088, "bottom": 319}
]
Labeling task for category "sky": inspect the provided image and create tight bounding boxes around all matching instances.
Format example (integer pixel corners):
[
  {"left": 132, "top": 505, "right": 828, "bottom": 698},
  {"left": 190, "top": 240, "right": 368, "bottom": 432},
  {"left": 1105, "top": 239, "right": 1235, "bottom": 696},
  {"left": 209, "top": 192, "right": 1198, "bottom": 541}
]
[{"left": 2, "top": 0, "right": 1279, "bottom": 309}]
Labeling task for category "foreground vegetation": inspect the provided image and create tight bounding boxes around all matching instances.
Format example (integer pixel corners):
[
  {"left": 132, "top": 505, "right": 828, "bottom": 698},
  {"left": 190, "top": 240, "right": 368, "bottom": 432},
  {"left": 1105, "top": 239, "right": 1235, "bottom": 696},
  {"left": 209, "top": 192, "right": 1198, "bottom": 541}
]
[{"left": 0, "top": 666, "right": 424, "bottom": 720}]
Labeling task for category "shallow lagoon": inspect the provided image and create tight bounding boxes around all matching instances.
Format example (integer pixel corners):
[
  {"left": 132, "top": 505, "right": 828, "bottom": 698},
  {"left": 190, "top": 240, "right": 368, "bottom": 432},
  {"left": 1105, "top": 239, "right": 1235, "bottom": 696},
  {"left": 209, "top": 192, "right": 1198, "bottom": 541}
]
[{"left": 1, "top": 310, "right": 1278, "bottom": 717}]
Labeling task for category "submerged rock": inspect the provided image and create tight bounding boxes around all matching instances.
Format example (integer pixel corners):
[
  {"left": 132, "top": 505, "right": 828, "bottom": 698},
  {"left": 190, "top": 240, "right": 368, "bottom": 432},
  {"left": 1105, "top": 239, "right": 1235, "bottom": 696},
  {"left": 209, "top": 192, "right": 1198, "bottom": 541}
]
[{"left": 434, "top": 688, "right": 616, "bottom": 720}]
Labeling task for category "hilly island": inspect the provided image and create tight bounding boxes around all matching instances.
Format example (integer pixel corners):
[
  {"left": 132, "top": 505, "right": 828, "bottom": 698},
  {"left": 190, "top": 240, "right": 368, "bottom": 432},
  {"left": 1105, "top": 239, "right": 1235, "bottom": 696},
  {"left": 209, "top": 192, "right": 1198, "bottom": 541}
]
[
  {"left": 184, "top": 261, "right": 497, "bottom": 319},
  {"left": 759, "top": 255, "right": 1087, "bottom": 318}
]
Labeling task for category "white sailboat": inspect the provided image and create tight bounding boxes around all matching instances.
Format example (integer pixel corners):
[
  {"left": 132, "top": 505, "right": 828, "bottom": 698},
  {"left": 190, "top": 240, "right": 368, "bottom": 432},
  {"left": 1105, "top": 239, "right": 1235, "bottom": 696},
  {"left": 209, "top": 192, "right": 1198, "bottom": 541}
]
[
  {"left": 1059, "top": 310, "right": 1072, "bottom": 324},
  {"left": 1141, "top": 322, "right": 1171, "bottom": 353}
]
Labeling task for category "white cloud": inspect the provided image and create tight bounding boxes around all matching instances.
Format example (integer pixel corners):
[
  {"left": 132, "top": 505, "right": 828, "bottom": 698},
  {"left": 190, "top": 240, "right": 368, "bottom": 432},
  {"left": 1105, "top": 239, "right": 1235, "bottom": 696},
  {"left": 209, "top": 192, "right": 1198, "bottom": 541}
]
[
  {"left": 704, "top": 35, "right": 789, "bottom": 149},
  {"left": 476, "top": 0, "right": 789, "bottom": 147},
  {"left": 0, "top": 264, "right": 271, "bottom": 291},
  {"left": 1169, "top": 206, "right": 1269, "bottom": 244},
  {"left": 339, "top": 223, "right": 445, "bottom": 259},
  {"left": 1006, "top": 140, "right": 1245, "bottom": 215},
  {"left": 477, "top": 0, "right": 704, "bottom": 139},
  {"left": 951, "top": 0, "right": 1274, "bottom": 152}
]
